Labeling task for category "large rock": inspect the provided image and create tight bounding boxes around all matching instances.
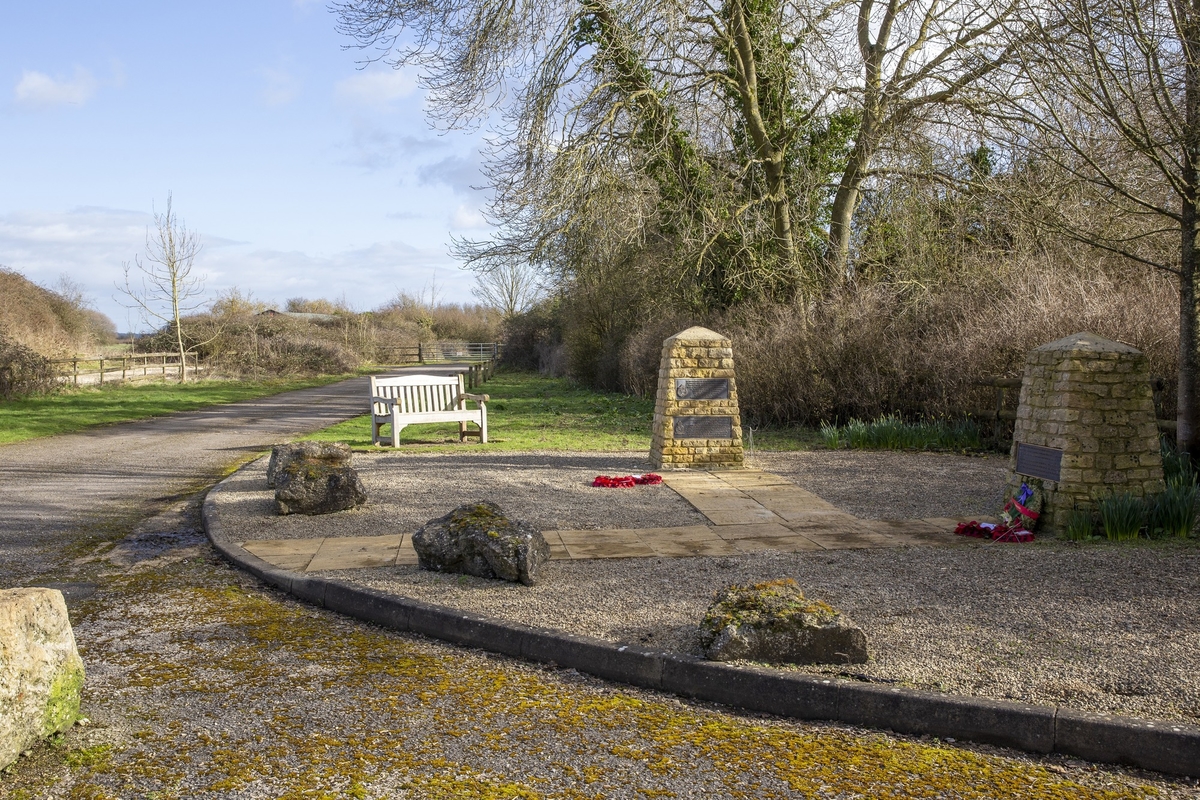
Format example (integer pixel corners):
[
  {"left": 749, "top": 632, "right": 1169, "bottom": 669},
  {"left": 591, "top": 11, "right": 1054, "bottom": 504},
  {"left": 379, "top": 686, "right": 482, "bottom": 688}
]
[
  {"left": 274, "top": 444, "right": 366, "bottom": 515},
  {"left": 413, "top": 502, "right": 550, "bottom": 585},
  {"left": 0, "top": 588, "right": 85, "bottom": 769},
  {"left": 700, "top": 579, "right": 867, "bottom": 665},
  {"left": 266, "top": 441, "right": 352, "bottom": 488}
]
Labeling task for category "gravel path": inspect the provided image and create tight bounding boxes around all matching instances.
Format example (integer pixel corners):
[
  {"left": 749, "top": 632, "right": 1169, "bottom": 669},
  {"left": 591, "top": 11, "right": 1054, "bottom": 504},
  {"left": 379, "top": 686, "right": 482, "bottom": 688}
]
[
  {"left": 222, "top": 450, "right": 1200, "bottom": 726},
  {"left": 12, "top": 383, "right": 1181, "bottom": 797}
]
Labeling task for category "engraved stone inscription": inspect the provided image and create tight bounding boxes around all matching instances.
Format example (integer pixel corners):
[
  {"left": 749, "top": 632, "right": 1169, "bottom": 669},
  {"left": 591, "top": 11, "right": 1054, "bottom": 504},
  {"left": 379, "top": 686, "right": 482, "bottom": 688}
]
[
  {"left": 675, "top": 378, "right": 730, "bottom": 401},
  {"left": 1015, "top": 442, "right": 1063, "bottom": 482},
  {"left": 673, "top": 415, "right": 734, "bottom": 440}
]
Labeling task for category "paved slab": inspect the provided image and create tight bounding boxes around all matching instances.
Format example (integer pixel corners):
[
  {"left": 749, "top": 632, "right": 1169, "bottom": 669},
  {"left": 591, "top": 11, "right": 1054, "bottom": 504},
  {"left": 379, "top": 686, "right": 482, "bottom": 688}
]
[{"left": 245, "top": 468, "right": 979, "bottom": 572}]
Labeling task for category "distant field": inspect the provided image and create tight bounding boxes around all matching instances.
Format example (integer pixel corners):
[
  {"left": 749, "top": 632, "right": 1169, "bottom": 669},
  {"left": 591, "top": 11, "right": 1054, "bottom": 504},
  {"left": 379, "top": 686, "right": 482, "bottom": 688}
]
[
  {"left": 305, "top": 371, "right": 657, "bottom": 451},
  {"left": 303, "top": 370, "right": 822, "bottom": 453},
  {"left": 0, "top": 376, "right": 354, "bottom": 444}
]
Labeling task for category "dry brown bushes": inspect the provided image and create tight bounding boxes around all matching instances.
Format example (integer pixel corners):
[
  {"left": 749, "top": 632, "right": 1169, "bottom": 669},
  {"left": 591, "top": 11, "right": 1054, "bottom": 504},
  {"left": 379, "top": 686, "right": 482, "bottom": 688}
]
[
  {"left": 0, "top": 268, "right": 116, "bottom": 357},
  {"left": 617, "top": 257, "right": 1177, "bottom": 426}
]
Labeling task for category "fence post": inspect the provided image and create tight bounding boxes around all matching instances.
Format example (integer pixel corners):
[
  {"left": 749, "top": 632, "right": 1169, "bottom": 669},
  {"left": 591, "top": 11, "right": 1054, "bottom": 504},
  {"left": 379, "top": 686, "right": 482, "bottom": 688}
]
[
  {"left": 98, "top": 358, "right": 104, "bottom": 385},
  {"left": 72, "top": 359, "right": 78, "bottom": 386},
  {"left": 122, "top": 358, "right": 127, "bottom": 381}
]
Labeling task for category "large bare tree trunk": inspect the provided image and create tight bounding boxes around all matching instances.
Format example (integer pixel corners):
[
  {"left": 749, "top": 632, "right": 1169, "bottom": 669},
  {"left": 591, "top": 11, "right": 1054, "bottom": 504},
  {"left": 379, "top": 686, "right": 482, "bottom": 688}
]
[
  {"left": 1180, "top": 0, "right": 1200, "bottom": 455},
  {"left": 728, "top": 0, "right": 797, "bottom": 269}
]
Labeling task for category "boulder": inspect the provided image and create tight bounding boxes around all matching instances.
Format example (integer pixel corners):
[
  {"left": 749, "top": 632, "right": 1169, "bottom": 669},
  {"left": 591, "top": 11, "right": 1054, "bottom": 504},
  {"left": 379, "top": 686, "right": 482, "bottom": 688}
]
[
  {"left": 266, "top": 441, "right": 352, "bottom": 488},
  {"left": 0, "top": 588, "right": 85, "bottom": 769},
  {"left": 700, "top": 579, "right": 867, "bottom": 665},
  {"left": 274, "top": 446, "right": 366, "bottom": 515},
  {"left": 413, "top": 502, "right": 550, "bottom": 585}
]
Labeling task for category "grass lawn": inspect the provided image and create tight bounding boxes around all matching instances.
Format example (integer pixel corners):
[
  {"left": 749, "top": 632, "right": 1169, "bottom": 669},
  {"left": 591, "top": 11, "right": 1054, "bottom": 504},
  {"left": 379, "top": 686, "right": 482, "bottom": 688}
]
[
  {"left": 0, "top": 376, "right": 356, "bottom": 444},
  {"left": 304, "top": 371, "right": 662, "bottom": 452}
]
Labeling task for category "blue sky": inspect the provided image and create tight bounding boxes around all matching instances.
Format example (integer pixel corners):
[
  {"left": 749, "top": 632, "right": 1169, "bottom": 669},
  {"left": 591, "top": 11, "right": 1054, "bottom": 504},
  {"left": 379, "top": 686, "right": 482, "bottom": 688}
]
[{"left": 0, "top": 1, "right": 492, "bottom": 331}]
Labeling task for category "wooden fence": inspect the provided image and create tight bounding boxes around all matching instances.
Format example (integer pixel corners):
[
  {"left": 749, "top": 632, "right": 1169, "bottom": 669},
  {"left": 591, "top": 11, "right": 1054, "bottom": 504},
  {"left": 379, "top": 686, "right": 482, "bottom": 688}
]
[
  {"left": 373, "top": 342, "right": 503, "bottom": 390},
  {"left": 50, "top": 352, "right": 202, "bottom": 386}
]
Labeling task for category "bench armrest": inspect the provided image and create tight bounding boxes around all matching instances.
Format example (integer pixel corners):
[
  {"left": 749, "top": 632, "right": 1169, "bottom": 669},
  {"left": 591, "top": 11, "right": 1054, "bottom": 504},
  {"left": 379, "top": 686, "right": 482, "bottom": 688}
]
[
  {"left": 370, "top": 395, "right": 396, "bottom": 405},
  {"left": 459, "top": 392, "right": 489, "bottom": 404}
]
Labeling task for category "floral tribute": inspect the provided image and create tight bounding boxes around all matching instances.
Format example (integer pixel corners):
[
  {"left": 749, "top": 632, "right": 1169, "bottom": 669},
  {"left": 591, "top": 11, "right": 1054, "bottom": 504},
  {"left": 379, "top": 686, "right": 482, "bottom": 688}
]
[
  {"left": 592, "top": 474, "right": 664, "bottom": 488},
  {"left": 955, "top": 481, "right": 1041, "bottom": 543}
]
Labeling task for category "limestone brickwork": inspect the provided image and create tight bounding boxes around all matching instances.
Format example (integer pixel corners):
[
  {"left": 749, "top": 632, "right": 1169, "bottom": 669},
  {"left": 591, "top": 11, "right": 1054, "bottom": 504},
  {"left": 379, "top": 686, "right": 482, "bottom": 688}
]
[
  {"left": 650, "top": 327, "right": 744, "bottom": 469},
  {"left": 1007, "top": 332, "right": 1164, "bottom": 533}
]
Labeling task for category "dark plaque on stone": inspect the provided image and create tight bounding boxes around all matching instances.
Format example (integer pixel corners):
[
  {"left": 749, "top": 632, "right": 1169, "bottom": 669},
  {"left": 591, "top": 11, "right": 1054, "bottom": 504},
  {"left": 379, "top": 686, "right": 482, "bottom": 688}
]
[
  {"left": 1015, "top": 443, "right": 1063, "bottom": 482},
  {"left": 674, "top": 415, "right": 734, "bottom": 440},
  {"left": 675, "top": 378, "right": 730, "bottom": 401}
]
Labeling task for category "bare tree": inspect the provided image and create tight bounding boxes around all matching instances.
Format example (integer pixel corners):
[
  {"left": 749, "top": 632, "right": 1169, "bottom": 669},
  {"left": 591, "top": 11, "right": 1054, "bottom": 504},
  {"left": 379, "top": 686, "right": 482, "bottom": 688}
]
[
  {"left": 998, "top": 0, "right": 1199, "bottom": 454},
  {"left": 821, "top": 0, "right": 1029, "bottom": 276},
  {"left": 118, "top": 193, "right": 206, "bottom": 381},
  {"left": 471, "top": 262, "right": 543, "bottom": 318}
]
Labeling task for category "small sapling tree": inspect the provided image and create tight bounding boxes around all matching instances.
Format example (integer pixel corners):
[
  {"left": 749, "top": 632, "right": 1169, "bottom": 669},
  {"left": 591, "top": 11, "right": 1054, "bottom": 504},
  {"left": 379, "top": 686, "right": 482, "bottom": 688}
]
[{"left": 118, "top": 193, "right": 206, "bottom": 382}]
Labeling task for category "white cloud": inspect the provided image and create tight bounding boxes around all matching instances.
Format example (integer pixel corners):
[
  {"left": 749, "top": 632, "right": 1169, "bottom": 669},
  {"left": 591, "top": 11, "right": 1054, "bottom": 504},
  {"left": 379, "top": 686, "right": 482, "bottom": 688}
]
[
  {"left": 0, "top": 207, "right": 474, "bottom": 331},
  {"left": 341, "top": 122, "right": 445, "bottom": 171},
  {"left": 417, "top": 153, "right": 487, "bottom": 195},
  {"left": 450, "top": 204, "right": 488, "bottom": 230},
  {"left": 14, "top": 67, "right": 98, "bottom": 108},
  {"left": 335, "top": 70, "right": 417, "bottom": 109},
  {"left": 261, "top": 66, "right": 300, "bottom": 107}
]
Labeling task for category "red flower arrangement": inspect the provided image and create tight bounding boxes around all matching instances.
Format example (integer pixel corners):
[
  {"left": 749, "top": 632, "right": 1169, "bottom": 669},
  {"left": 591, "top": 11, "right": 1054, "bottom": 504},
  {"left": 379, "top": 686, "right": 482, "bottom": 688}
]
[{"left": 592, "top": 474, "right": 664, "bottom": 488}]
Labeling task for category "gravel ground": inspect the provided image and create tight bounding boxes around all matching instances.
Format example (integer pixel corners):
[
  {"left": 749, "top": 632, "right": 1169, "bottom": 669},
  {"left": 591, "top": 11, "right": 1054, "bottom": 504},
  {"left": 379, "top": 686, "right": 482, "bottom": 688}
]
[
  {"left": 221, "top": 449, "right": 1200, "bottom": 726},
  {"left": 226, "top": 451, "right": 707, "bottom": 541},
  {"left": 752, "top": 450, "right": 1009, "bottom": 519}
]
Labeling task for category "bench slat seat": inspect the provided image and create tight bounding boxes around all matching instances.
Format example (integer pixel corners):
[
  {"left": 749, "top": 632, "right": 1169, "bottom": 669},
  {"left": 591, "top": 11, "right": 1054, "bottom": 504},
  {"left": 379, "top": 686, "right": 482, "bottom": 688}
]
[{"left": 370, "top": 373, "right": 489, "bottom": 446}]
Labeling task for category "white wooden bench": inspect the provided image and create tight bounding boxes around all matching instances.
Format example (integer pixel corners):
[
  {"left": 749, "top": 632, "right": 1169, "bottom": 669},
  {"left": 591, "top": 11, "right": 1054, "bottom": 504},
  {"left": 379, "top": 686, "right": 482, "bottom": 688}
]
[{"left": 370, "top": 374, "right": 489, "bottom": 446}]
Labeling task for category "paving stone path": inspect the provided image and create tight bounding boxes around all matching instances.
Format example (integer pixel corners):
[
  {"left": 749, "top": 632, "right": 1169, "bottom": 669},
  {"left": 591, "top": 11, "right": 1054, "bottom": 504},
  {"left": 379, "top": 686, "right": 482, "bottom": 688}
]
[{"left": 242, "top": 468, "right": 977, "bottom": 572}]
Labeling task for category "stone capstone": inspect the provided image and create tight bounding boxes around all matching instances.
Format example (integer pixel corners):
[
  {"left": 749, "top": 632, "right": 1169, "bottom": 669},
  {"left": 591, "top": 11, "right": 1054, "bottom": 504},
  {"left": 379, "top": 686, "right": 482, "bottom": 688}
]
[
  {"left": 273, "top": 443, "right": 366, "bottom": 515},
  {"left": 412, "top": 502, "right": 550, "bottom": 585},
  {"left": 699, "top": 579, "right": 867, "bottom": 665},
  {"left": 0, "top": 588, "right": 85, "bottom": 769},
  {"left": 266, "top": 441, "right": 352, "bottom": 488}
]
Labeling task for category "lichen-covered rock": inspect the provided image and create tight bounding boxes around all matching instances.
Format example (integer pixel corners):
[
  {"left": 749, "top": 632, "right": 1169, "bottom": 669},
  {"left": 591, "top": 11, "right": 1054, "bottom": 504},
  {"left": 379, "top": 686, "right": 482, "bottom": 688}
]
[
  {"left": 275, "top": 453, "right": 366, "bottom": 516},
  {"left": 0, "top": 588, "right": 85, "bottom": 769},
  {"left": 413, "top": 502, "right": 550, "bottom": 585},
  {"left": 266, "top": 441, "right": 352, "bottom": 488},
  {"left": 700, "top": 579, "right": 867, "bottom": 665}
]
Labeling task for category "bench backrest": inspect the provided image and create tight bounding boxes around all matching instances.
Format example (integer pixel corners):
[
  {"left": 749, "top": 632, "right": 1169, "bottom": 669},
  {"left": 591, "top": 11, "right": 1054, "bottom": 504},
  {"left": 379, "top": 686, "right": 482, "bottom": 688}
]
[{"left": 371, "top": 374, "right": 465, "bottom": 415}]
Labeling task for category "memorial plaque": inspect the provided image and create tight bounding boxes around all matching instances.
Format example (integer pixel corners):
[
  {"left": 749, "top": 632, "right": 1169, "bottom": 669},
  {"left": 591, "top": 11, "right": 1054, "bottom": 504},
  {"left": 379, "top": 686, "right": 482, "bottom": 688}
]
[
  {"left": 673, "top": 415, "right": 734, "bottom": 440},
  {"left": 1015, "top": 442, "right": 1063, "bottom": 482},
  {"left": 675, "top": 378, "right": 730, "bottom": 401}
]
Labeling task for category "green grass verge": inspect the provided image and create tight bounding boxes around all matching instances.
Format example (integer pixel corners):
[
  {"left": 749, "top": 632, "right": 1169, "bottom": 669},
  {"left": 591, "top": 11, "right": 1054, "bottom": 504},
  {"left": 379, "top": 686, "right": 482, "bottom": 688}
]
[
  {"left": 304, "top": 371, "right": 658, "bottom": 452},
  {"left": 0, "top": 376, "right": 355, "bottom": 444}
]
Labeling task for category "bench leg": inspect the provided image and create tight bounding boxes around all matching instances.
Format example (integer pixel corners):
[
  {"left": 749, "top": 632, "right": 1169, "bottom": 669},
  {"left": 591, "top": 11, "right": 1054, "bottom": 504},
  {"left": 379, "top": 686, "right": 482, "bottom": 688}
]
[
  {"left": 458, "top": 421, "right": 468, "bottom": 442},
  {"left": 479, "top": 409, "right": 488, "bottom": 444},
  {"left": 391, "top": 408, "right": 402, "bottom": 448}
]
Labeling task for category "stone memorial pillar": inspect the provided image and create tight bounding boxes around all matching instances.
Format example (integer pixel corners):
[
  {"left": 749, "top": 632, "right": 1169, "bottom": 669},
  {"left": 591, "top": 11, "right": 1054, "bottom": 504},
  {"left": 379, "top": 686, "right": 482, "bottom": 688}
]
[
  {"left": 650, "top": 326, "right": 744, "bottom": 469},
  {"left": 1007, "top": 332, "right": 1164, "bottom": 533}
]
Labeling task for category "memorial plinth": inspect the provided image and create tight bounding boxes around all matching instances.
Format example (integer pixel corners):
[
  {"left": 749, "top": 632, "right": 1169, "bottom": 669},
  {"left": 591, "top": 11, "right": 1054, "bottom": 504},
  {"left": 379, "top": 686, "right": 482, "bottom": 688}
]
[
  {"left": 1007, "top": 332, "right": 1164, "bottom": 533},
  {"left": 650, "top": 326, "right": 744, "bottom": 469}
]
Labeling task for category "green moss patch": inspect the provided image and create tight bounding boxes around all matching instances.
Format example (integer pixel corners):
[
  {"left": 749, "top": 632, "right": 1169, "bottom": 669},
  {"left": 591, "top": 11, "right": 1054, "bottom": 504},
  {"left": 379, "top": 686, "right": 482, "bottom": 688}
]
[
  {"left": 701, "top": 578, "right": 838, "bottom": 640},
  {"left": 41, "top": 657, "right": 85, "bottom": 737}
]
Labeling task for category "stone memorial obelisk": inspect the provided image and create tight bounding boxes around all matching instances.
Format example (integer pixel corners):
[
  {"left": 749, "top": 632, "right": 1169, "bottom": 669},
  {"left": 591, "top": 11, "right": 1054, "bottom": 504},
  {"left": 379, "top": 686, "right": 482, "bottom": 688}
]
[
  {"left": 1007, "top": 332, "right": 1164, "bottom": 533},
  {"left": 650, "top": 326, "right": 744, "bottom": 469}
]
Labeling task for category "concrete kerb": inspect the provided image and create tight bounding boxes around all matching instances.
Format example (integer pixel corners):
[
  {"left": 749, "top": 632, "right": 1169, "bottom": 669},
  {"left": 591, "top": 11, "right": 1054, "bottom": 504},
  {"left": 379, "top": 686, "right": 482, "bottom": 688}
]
[{"left": 200, "top": 467, "right": 1200, "bottom": 779}]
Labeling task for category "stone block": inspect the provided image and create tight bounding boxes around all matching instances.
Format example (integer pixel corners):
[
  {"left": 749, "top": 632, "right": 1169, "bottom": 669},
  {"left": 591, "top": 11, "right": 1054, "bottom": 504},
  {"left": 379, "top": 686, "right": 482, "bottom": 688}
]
[{"left": 0, "top": 588, "right": 84, "bottom": 769}]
